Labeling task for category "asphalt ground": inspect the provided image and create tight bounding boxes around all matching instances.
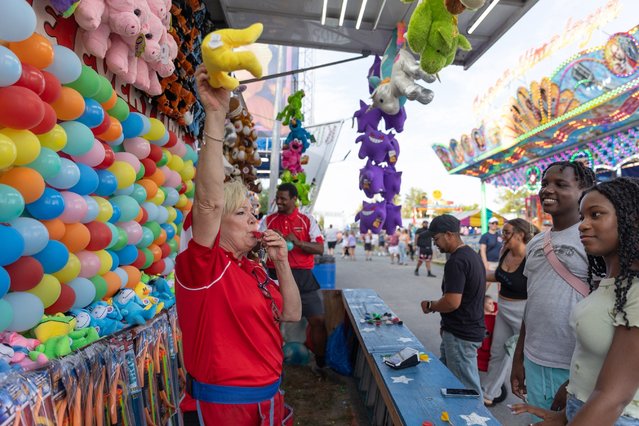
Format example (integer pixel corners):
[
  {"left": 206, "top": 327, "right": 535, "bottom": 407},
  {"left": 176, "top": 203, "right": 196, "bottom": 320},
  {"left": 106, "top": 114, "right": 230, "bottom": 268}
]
[{"left": 332, "top": 248, "right": 531, "bottom": 426}]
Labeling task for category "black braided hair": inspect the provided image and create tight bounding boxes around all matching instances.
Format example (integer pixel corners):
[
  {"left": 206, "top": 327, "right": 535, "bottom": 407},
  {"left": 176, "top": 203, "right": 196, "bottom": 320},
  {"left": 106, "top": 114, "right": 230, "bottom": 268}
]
[
  {"left": 580, "top": 177, "right": 639, "bottom": 327},
  {"left": 542, "top": 160, "right": 597, "bottom": 189}
]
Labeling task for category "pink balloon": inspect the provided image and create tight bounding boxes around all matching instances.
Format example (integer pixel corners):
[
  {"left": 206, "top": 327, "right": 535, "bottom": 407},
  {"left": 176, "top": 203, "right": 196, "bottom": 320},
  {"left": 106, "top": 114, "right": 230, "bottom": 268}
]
[
  {"left": 113, "top": 152, "right": 141, "bottom": 174},
  {"left": 72, "top": 138, "right": 106, "bottom": 167},
  {"left": 167, "top": 140, "right": 186, "bottom": 157},
  {"left": 119, "top": 220, "right": 143, "bottom": 245},
  {"left": 123, "top": 137, "right": 151, "bottom": 160},
  {"left": 59, "top": 191, "right": 88, "bottom": 223},
  {"left": 76, "top": 250, "right": 101, "bottom": 278},
  {"left": 165, "top": 170, "right": 181, "bottom": 188}
]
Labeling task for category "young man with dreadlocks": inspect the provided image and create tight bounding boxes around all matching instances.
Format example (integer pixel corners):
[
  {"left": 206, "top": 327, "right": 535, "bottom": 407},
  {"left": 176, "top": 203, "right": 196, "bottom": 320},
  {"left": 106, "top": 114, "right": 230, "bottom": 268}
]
[
  {"left": 510, "top": 161, "right": 597, "bottom": 415},
  {"left": 512, "top": 177, "right": 639, "bottom": 425}
]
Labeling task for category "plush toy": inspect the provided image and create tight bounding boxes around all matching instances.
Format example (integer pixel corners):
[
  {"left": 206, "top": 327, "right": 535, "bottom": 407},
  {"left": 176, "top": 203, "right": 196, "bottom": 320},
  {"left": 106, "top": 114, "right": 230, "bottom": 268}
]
[
  {"left": 359, "top": 163, "right": 385, "bottom": 199},
  {"left": 356, "top": 125, "right": 394, "bottom": 165},
  {"left": 281, "top": 140, "right": 304, "bottom": 175},
  {"left": 382, "top": 167, "right": 403, "bottom": 201},
  {"left": 381, "top": 108, "right": 407, "bottom": 133},
  {"left": 277, "top": 90, "right": 305, "bottom": 125},
  {"left": 355, "top": 201, "right": 387, "bottom": 234},
  {"left": 112, "top": 288, "right": 156, "bottom": 326},
  {"left": 148, "top": 277, "right": 175, "bottom": 309},
  {"left": 86, "top": 301, "right": 125, "bottom": 336},
  {"left": 148, "top": 0, "right": 172, "bottom": 28},
  {"left": 135, "top": 282, "right": 165, "bottom": 315},
  {"left": 445, "top": 0, "right": 486, "bottom": 14},
  {"left": 280, "top": 171, "right": 311, "bottom": 206},
  {"left": 384, "top": 133, "right": 400, "bottom": 166},
  {"left": 31, "top": 328, "right": 99, "bottom": 360},
  {"left": 353, "top": 100, "right": 383, "bottom": 133},
  {"left": 33, "top": 314, "right": 77, "bottom": 344},
  {"left": 0, "top": 332, "right": 48, "bottom": 369},
  {"left": 370, "top": 48, "right": 436, "bottom": 115},
  {"left": 405, "top": 0, "right": 472, "bottom": 75},
  {"left": 285, "top": 119, "right": 314, "bottom": 152},
  {"left": 202, "top": 23, "right": 264, "bottom": 90},
  {"left": 384, "top": 202, "right": 403, "bottom": 234}
]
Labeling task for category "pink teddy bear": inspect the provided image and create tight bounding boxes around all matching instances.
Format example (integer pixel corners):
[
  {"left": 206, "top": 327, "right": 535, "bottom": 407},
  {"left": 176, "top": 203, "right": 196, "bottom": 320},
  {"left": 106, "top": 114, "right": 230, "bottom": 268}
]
[
  {"left": 0, "top": 332, "right": 48, "bottom": 369},
  {"left": 134, "top": 14, "right": 165, "bottom": 94},
  {"left": 74, "top": 0, "right": 107, "bottom": 31},
  {"left": 281, "top": 139, "right": 304, "bottom": 174},
  {"left": 147, "top": 0, "right": 172, "bottom": 29}
]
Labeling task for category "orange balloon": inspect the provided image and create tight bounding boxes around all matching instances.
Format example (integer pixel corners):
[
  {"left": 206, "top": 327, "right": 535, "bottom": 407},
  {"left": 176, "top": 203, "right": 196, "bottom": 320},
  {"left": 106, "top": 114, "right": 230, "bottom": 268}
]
[
  {"left": 138, "top": 179, "right": 158, "bottom": 199},
  {"left": 154, "top": 229, "right": 167, "bottom": 246},
  {"left": 102, "top": 271, "right": 122, "bottom": 298},
  {"left": 0, "top": 166, "right": 45, "bottom": 203},
  {"left": 101, "top": 90, "right": 117, "bottom": 110},
  {"left": 148, "top": 168, "right": 166, "bottom": 187},
  {"left": 148, "top": 243, "right": 162, "bottom": 263},
  {"left": 42, "top": 219, "right": 66, "bottom": 241},
  {"left": 121, "top": 265, "right": 142, "bottom": 289},
  {"left": 60, "top": 222, "right": 90, "bottom": 253},
  {"left": 8, "top": 33, "right": 54, "bottom": 69},
  {"left": 50, "top": 87, "right": 85, "bottom": 121},
  {"left": 134, "top": 208, "right": 143, "bottom": 223},
  {"left": 97, "top": 116, "right": 122, "bottom": 142},
  {"left": 181, "top": 200, "right": 193, "bottom": 213},
  {"left": 173, "top": 234, "right": 180, "bottom": 248}
]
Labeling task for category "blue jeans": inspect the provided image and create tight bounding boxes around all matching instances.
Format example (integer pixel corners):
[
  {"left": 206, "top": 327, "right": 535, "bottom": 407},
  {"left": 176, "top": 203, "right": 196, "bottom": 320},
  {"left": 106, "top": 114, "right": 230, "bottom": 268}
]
[
  {"left": 440, "top": 331, "right": 483, "bottom": 397},
  {"left": 566, "top": 394, "right": 639, "bottom": 425}
]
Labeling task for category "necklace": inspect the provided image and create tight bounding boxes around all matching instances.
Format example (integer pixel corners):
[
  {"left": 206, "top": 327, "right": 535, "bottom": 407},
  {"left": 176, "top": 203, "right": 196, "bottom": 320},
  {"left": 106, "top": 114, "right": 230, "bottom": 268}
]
[{"left": 451, "top": 243, "right": 466, "bottom": 253}]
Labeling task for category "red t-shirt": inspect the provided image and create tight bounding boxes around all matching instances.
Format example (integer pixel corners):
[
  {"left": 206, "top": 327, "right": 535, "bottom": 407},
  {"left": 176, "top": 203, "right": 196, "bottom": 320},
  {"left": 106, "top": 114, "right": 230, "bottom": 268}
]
[
  {"left": 260, "top": 209, "right": 324, "bottom": 270},
  {"left": 175, "top": 236, "right": 284, "bottom": 391}
]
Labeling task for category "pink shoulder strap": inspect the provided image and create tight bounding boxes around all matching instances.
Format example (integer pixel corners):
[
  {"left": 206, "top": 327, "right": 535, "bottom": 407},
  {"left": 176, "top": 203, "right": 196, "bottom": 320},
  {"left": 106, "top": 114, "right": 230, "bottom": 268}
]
[{"left": 543, "top": 231, "right": 590, "bottom": 297}]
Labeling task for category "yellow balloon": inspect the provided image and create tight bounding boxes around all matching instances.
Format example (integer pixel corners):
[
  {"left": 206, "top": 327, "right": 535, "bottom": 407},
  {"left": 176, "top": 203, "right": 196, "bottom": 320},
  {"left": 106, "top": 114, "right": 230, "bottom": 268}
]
[
  {"left": 175, "top": 193, "right": 188, "bottom": 208},
  {"left": 149, "top": 188, "right": 165, "bottom": 205},
  {"left": 27, "top": 274, "right": 62, "bottom": 308},
  {"left": 179, "top": 160, "right": 195, "bottom": 181},
  {"left": 107, "top": 161, "right": 136, "bottom": 189},
  {"left": 95, "top": 249, "right": 112, "bottom": 275},
  {"left": 166, "top": 206, "right": 177, "bottom": 223},
  {"left": 185, "top": 180, "right": 194, "bottom": 193},
  {"left": 144, "top": 118, "right": 166, "bottom": 141},
  {"left": 93, "top": 196, "right": 113, "bottom": 222},
  {"left": 0, "top": 133, "right": 17, "bottom": 170},
  {"left": 167, "top": 155, "right": 184, "bottom": 172},
  {"left": 53, "top": 253, "right": 81, "bottom": 283},
  {"left": 37, "top": 124, "right": 67, "bottom": 152},
  {"left": 162, "top": 148, "right": 172, "bottom": 163},
  {"left": 0, "top": 129, "right": 40, "bottom": 165}
]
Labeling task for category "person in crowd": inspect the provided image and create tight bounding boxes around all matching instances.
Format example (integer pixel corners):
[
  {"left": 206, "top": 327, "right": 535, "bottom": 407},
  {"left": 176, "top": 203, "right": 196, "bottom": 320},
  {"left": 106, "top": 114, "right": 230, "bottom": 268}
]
[
  {"left": 481, "top": 218, "right": 539, "bottom": 407},
  {"left": 484, "top": 294, "right": 496, "bottom": 315},
  {"left": 511, "top": 161, "right": 596, "bottom": 415},
  {"left": 347, "top": 231, "right": 357, "bottom": 261},
  {"left": 363, "top": 230, "right": 373, "bottom": 261},
  {"left": 371, "top": 231, "right": 380, "bottom": 257},
  {"left": 340, "top": 229, "right": 348, "bottom": 258},
  {"left": 378, "top": 230, "right": 387, "bottom": 256},
  {"left": 399, "top": 228, "right": 410, "bottom": 265},
  {"left": 480, "top": 217, "right": 503, "bottom": 290},
  {"left": 324, "top": 224, "right": 338, "bottom": 255},
  {"left": 388, "top": 229, "right": 400, "bottom": 264},
  {"left": 421, "top": 214, "right": 486, "bottom": 397},
  {"left": 260, "top": 183, "right": 328, "bottom": 374},
  {"left": 175, "top": 65, "right": 301, "bottom": 425},
  {"left": 408, "top": 224, "right": 417, "bottom": 261},
  {"left": 414, "top": 220, "right": 436, "bottom": 277},
  {"left": 512, "top": 177, "right": 639, "bottom": 425}
]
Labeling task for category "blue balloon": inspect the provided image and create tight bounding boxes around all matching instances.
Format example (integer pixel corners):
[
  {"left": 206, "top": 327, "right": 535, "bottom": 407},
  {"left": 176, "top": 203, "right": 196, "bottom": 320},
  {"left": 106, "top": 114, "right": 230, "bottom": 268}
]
[
  {"left": 45, "top": 158, "right": 80, "bottom": 189},
  {"left": 106, "top": 250, "right": 119, "bottom": 270},
  {"left": 0, "top": 225, "right": 24, "bottom": 266},
  {"left": 115, "top": 244, "right": 137, "bottom": 266},
  {"left": 0, "top": 46, "right": 22, "bottom": 87},
  {"left": 26, "top": 187, "right": 65, "bottom": 220},
  {"left": 160, "top": 223, "right": 175, "bottom": 240},
  {"left": 69, "top": 163, "right": 99, "bottom": 195},
  {"left": 136, "top": 226, "right": 154, "bottom": 248},
  {"left": 45, "top": 45, "right": 82, "bottom": 84},
  {"left": 111, "top": 133, "right": 124, "bottom": 146},
  {"left": 156, "top": 206, "right": 168, "bottom": 224},
  {"left": 32, "top": 240, "right": 69, "bottom": 274},
  {"left": 121, "top": 112, "right": 146, "bottom": 138},
  {"left": 95, "top": 169, "right": 118, "bottom": 196},
  {"left": 162, "top": 187, "right": 179, "bottom": 207},
  {"left": 108, "top": 203, "right": 121, "bottom": 224},
  {"left": 10, "top": 217, "right": 48, "bottom": 256},
  {"left": 77, "top": 98, "right": 105, "bottom": 128},
  {"left": 81, "top": 195, "right": 99, "bottom": 223},
  {"left": 0, "top": 0, "right": 37, "bottom": 42},
  {"left": 0, "top": 266, "right": 9, "bottom": 298},
  {"left": 174, "top": 209, "right": 183, "bottom": 225},
  {"left": 113, "top": 184, "right": 134, "bottom": 196}
]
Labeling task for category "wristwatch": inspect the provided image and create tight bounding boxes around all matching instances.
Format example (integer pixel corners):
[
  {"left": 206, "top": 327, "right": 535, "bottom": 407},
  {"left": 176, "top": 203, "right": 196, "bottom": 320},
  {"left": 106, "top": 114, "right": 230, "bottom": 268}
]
[{"left": 426, "top": 300, "right": 433, "bottom": 312}]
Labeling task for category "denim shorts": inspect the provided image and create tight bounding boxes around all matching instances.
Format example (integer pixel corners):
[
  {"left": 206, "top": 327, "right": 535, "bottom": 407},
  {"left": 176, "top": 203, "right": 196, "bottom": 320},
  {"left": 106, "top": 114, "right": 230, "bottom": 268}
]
[{"left": 566, "top": 394, "right": 639, "bottom": 425}]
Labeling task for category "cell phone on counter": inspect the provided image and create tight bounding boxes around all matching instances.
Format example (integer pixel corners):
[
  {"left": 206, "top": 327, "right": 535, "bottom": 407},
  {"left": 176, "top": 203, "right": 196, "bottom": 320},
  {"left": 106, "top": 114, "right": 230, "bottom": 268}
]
[
  {"left": 440, "top": 388, "right": 481, "bottom": 398},
  {"left": 383, "top": 347, "right": 419, "bottom": 369}
]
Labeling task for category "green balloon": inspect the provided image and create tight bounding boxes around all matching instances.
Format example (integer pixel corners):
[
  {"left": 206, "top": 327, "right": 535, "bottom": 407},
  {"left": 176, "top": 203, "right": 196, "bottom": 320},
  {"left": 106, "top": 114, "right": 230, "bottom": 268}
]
[
  {"left": 141, "top": 248, "right": 154, "bottom": 269},
  {"left": 135, "top": 164, "right": 145, "bottom": 181},
  {"left": 185, "top": 185, "right": 195, "bottom": 199},
  {"left": 90, "top": 276, "right": 108, "bottom": 301},
  {"left": 167, "top": 238, "right": 178, "bottom": 254},
  {"left": 0, "top": 184, "right": 24, "bottom": 222},
  {"left": 65, "top": 65, "right": 100, "bottom": 98},
  {"left": 111, "top": 142, "right": 124, "bottom": 153},
  {"left": 156, "top": 151, "right": 168, "bottom": 167},
  {"left": 108, "top": 97, "right": 130, "bottom": 122},
  {"left": 144, "top": 221, "right": 161, "bottom": 240},
  {"left": 94, "top": 75, "right": 114, "bottom": 103},
  {"left": 26, "top": 147, "right": 61, "bottom": 179},
  {"left": 130, "top": 184, "right": 147, "bottom": 204},
  {"left": 111, "top": 228, "right": 129, "bottom": 251},
  {"left": 0, "top": 299, "right": 14, "bottom": 332},
  {"left": 105, "top": 222, "right": 119, "bottom": 248},
  {"left": 136, "top": 227, "right": 154, "bottom": 248}
]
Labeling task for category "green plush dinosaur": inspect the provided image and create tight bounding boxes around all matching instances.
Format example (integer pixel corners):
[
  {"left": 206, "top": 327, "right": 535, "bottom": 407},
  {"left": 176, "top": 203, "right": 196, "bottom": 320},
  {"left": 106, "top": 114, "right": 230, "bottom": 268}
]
[
  {"left": 281, "top": 171, "right": 311, "bottom": 206},
  {"left": 405, "top": 0, "right": 472, "bottom": 75},
  {"left": 276, "top": 90, "right": 305, "bottom": 125},
  {"left": 31, "top": 328, "right": 100, "bottom": 359}
]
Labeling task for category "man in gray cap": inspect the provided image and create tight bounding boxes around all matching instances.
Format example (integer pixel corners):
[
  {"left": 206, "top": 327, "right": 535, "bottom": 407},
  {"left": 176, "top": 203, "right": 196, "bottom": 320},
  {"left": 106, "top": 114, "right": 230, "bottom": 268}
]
[{"left": 421, "top": 214, "right": 486, "bottom": 397}]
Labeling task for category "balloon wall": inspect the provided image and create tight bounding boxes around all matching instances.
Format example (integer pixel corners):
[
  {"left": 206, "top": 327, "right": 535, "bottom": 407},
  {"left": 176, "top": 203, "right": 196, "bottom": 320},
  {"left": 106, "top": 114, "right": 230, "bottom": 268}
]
[{"left": 0, "top": 0, "right": 196, "bottom": 334}]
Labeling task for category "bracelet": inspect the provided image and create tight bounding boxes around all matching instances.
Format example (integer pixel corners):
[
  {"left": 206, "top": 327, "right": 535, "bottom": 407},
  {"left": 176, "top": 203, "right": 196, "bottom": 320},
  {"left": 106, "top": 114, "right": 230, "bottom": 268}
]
[
  {"left": 427, "top": 301, "right": 433, "bottom": 312},
  {"left": 201, "top": 130, "right": 224, "bottom": 146}
]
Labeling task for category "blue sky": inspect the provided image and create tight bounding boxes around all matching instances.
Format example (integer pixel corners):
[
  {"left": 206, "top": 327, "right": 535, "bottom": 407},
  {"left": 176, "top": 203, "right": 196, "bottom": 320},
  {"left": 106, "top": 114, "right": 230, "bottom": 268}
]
[{"left": 310, "top": 0, "right": 638, "bottom": 226}]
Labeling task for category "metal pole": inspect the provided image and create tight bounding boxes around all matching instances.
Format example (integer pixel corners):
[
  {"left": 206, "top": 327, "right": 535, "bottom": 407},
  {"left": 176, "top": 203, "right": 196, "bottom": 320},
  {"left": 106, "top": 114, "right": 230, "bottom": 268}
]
[
  {"left": 268, "top": 45, "right": 286, "bottom": 211},
  {"left": 480, "top": 180, "right": 488, "bottom": 233}
]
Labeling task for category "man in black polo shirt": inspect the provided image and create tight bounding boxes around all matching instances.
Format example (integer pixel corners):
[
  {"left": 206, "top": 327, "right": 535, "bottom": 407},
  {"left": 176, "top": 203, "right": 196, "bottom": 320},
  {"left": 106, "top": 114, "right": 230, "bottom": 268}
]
[{"left": 421, "top": 214, "right": 485, "bottom": 397}]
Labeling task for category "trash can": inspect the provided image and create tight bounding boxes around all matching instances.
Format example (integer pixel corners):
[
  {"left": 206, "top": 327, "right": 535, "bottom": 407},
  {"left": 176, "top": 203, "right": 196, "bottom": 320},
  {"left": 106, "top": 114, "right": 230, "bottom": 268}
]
[{"left": 312, "top": 255, "right": 336, "bottom": 289}]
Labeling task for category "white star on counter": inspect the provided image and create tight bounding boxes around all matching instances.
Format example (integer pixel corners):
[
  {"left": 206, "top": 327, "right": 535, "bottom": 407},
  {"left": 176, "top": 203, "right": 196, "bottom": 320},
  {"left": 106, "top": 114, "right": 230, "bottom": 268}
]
[
  {"left": 460, "top": 412, "right": 491, "bottom": 425},
  {"left": 397, "top": 337, "right": 413, "bottom": 343},
  {"left": 390, "top": 375, "right": 413, "bottom": 384},
  {"left": 361, "top": 327, "right": 376, "bottom": 332}
]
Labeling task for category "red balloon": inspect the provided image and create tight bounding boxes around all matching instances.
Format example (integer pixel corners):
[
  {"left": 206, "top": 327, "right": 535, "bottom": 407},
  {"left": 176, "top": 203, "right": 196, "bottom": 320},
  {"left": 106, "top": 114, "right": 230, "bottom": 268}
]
[
  {"left": 132, "top": 249, "right": 146, "bottom": 269},
  {"left": 91, "top": 113, "right": 111, "bottom": 136},
  {"left": 0, "top": 86, "right": 45, "bottom": 130},
  {"left": 40, "top": 70, "right": 61, "bottom": 103},
  {"left": 159, "top": 243, "right": 171, "bottom": 259},
  {"left": 138, "top": 207, "right": 148, "bottom": 225},
  {"left": 148, "top": 144, "right": 162, "bottom": 162},
  {"left": 15, "top": 63, "right": 46, "bottom": 95},
  {"left": 178, "top": 182, "right": 186, "bottom": 194},
  {"left": 44, "top": 283, "right": 76, "bottom": 315},
  {"left": 141, "top": 158, "right": 156, "bottom": 177},
  {"left": 144, "top": 260, "right": 165, "bottom": 275},
  {"left": 85, "top": 221, "right": 113, "bottom": 251},
  {"left": 6, "top": 256, "right": 44, "bottom": 291},
  {"left": 30, "top": 102, "right": 57, "bottom": 134},
  {"left": 95, "top": 143, "right": 115, "bottom": 169},
  {"left": 164, "top": 131, "right": 178, "bottom": 148}
]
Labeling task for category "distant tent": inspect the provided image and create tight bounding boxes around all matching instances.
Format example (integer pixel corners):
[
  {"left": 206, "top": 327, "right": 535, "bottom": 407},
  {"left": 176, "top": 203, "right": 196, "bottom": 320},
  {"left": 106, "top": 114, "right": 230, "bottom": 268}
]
[{"left": 452, "top": 209, "right": 506, "bottom": 227}]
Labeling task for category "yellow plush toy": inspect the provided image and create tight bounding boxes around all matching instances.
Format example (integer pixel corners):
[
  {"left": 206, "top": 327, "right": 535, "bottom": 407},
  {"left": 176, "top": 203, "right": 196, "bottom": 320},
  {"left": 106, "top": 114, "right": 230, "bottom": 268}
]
[{"left": 202, "top": 23, "right": 264, "bottom": 90}]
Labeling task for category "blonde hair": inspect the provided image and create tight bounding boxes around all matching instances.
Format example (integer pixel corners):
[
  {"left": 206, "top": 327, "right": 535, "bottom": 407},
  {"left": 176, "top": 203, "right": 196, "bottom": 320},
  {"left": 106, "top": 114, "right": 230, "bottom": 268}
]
[{"left": 223, "top": 179, "right": 249, "bottom": 216}]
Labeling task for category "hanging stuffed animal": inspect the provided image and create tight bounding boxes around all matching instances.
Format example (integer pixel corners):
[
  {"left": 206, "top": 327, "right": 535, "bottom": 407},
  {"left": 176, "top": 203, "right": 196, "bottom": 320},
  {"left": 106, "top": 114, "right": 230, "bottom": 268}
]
[
  {"left": 359, "top": 162, "right": 385, "bottom": 199},
  {"left": 382, "top": 167, "right": 402, "bottom": 201},
  {"left": 281, "top": 139, "right": 304, "bottom": 175},
  {"left": 356, "top": 125, "right": 394, "bottom": 165},
  {"left": 384, "top": 132, "right": 400, "bottom": 166},
  {"left": 384, "top": 202, "right": 403, "bottom": 234},
  {"left": 277, "top": 90, "right": 305, "bottom": 125},
  {"left": 355, "top": 201, "right": 387, "bottom": 234},
  {"left": 284, "top": 119, "right": 314, "bottom": 152},
  {"left": 445, "top": 0, "right": 487, "bottom": 14}
]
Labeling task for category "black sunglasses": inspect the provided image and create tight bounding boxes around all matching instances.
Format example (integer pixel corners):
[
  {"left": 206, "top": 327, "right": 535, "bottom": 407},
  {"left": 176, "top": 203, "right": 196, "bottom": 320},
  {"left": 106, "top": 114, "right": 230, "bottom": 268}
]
[{"left": 252, "top": 268, "right": 281, "bottom": 322}]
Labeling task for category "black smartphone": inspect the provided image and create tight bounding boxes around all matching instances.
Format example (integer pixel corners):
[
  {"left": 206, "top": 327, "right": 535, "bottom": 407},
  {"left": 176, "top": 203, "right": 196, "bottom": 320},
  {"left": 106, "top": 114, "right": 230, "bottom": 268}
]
[
  {"left": 383, "top": 347, "right": 419, "bottom": 369},
  {"left": 440, "top": 388, "right": 481, "bottom": 398}
]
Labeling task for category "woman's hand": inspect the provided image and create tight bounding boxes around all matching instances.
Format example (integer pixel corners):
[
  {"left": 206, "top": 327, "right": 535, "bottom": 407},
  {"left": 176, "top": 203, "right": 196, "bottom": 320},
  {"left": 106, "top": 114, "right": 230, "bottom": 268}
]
[
  {"left": 262, "top": 230, "right": 289, "bottom": 263},
  {"left": 195, "top": 65, "right": 230, "bottom": 117},
  {"left": 509, "top": 404, "right": 567, "bottom": 425}
]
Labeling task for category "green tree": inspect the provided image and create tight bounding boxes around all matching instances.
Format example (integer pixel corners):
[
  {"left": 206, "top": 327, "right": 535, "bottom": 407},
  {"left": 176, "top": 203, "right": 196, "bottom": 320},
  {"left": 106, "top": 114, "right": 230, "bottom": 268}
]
[
  {"left": 497, "top": 187, "right": 529, "bottom": 215},
  {"left": 401, "top": 187, "right": 428, "bottom": 218}
]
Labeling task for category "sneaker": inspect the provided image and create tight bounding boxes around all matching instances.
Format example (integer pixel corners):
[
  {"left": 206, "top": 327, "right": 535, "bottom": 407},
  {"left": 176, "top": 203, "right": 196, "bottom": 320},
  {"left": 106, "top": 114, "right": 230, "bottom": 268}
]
[
  {"left": 427, "top": 272, "right": 436, "bottom": 277},
  {"left": 414, "top": 269, "right": 419, "bottom": 276}
]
